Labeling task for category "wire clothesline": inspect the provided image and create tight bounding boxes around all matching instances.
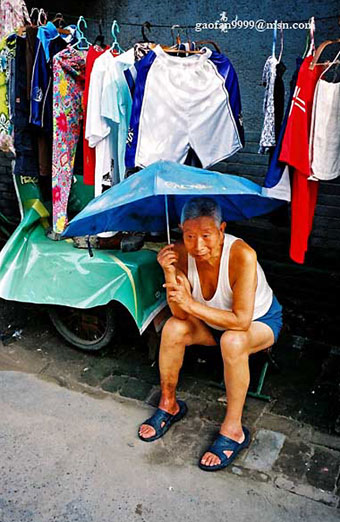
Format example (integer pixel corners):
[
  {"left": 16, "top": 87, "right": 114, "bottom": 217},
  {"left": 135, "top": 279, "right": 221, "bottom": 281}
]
[{"left": 48, "top": 12, "right": 340, "bottom": 29}]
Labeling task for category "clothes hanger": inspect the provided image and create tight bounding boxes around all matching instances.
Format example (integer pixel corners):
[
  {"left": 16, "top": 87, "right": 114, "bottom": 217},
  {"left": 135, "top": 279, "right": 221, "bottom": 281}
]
[
  {"left": 171, "top": 24, "right": 181, "bottom": 46},
  {"left": 159, "top": 26, "right": 207, "bottom": 54},
  {"left": 37, "top": 8, "right": 47, "bottom": 26},
  {"left": 94, "top": 19, "right": 106, "bottom": 49},
  {"left": 195, "top": 40, "right": 222, "bottom": 53},
  {"left": 30, "top": 7, "right": 39, "bottom": 26},
  {"left": 270, "top": 20, "right": 284, "bottom": 63},
  {"left": 309, "top": 39, "right": 340, "bottom": 70},
  {"left": 71, "top": 16, "right": 91, "bottom": 50},
  {"left": 17, "top": 6, "right": 37, "bottom": 35},
  {"left": 185, "top": 26, "right": 192, "bottom": 50},
  {"left": 141, "top": 21, "right": 154, "bottom": 43},
  {"left": 314, "top": 47, "right": 340, "bottom": 83},
  {"left": 52, "top": 12, "right": 71, "bottom": 36},
  {"left": 272, "top": 20, "right": 277, "bottom": 57},
  {"left": 302, "top": 17, "right": 315, "bottom": 58},
  {"left": 277, "top": 22, "right": 284, "bottom": 63},
  {"left": 110, "top": 20, "right": 124, "bottom": 54}
]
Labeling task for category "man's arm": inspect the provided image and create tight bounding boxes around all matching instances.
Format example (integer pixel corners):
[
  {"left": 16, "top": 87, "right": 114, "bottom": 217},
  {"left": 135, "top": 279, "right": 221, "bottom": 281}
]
[
  {"left": 165, "top": 243, "right": 257, "bottom": 330},
  {"left": 158, "top": 243, "right": 189, "bottom": 320}
]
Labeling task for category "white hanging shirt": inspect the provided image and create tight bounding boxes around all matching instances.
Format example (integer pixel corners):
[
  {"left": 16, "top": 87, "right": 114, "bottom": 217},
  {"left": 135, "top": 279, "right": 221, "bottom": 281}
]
[{"left": 85, "top": 48, "right": 134, "bottom": 196}]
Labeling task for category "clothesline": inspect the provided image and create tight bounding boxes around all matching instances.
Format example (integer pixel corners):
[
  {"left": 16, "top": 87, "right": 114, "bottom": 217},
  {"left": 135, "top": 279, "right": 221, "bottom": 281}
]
[{"left": 48, "top": 12, "right": 340, "bottom": 29}]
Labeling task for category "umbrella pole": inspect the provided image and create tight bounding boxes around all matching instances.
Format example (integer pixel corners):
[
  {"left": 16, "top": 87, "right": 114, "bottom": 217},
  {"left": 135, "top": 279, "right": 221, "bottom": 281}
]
[{"left": 165, "top": 195, "right": 170, "bottom": 245}]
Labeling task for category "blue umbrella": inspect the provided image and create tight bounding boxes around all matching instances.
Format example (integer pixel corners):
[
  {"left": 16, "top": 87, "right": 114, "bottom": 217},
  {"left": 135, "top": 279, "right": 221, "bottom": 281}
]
[{"left": 63, "top": 161, "right": 284, "bottom": 243}]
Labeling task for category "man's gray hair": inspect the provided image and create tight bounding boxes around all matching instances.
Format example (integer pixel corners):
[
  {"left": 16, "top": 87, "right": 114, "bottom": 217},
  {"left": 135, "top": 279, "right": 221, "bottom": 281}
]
[{"left": 180, "top": 197, "right": 222, "bottom": 226}]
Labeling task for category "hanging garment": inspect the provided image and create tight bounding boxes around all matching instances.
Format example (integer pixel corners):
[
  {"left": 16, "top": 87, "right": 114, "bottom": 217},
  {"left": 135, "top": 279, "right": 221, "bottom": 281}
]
[
  {"left": 273, "top": 61, "right": 286, "bottom": 140},
  {"left": 133, "top": 42, "right": 153, "bottom": 62},
  {"left": 125, "top": 45, "right": 244, "bottom": 170},
  {"left": 0, "top": 33, "right": 16, "bottom": 153},
  {"left": 0, "top": 0, "right": 30, "bottom": 39},
  {"left": 52, "top": 46, "right": 87, "bottom": 234},
  {"left": 309, "top": 79, "right": 340, "bottom": 181},
  {"left": 263, "top": 57, "right": 303, "bottom": 201},
  {"left": 13, "top": 35, "right": 39, "bottom": 179},
  {"left": 85, "top": 48, "right": 131, "bottom": 195},
  {"left": 101, "top": 48, "right": 135, "bottom": 183},
  {"left": 8, "top": 35, "right": 16, "bottom": 128},
  {"left": 279, "top": 55, "right": 326, "bottom": 264},
  {"left": 83, "top": 45, "right": 108, "bottom": 186},
  {"left": 25, "top": 25, "right": 38, "bottom": 100},
  {"left": 30, "top": 22, "right": 67, "bottom": 131},
  {"left": 289, "top": 171, "right": 319, "bottom": 263},
  {"left": 30, "top": 23, "right": 68, "bottom": 179},
  {"left": 258, "top": 55, "right": 278, "bottom": 153}
]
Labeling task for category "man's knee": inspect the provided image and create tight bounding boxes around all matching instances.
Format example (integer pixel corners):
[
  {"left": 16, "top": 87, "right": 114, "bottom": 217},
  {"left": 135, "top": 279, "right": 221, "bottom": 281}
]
[
  {"left": 161, "top": 316, "right": 194, "bottom": 344},
  {"left": 220, "top": 330, "right": 248, "bottom": 362}
]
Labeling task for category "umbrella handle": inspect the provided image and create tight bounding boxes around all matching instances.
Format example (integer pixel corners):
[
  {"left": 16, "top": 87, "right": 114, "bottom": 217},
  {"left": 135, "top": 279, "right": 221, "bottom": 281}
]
[{"left": 165, "top": 195, "right": 170, "bottom": 245}]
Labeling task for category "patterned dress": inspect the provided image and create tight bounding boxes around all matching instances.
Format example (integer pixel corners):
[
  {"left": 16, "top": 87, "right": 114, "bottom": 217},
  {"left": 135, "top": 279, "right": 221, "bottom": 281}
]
[{"left": 52, "top": 46, "right": 87, "bottom": 234}]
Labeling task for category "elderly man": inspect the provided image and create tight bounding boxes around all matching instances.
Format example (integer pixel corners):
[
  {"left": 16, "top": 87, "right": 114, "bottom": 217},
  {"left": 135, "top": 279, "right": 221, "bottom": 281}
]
[{"left": 138, "top": 197, "right": 283, "bottom": 471}]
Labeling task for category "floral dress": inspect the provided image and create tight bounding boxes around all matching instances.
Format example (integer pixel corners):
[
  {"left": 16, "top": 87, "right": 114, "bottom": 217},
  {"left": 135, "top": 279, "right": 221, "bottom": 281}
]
[
  {"left": 0, "top": 33, "right": 16, "bottom": 153},
  {"left": 52, "top": 46, "right": 87, "bottom": 234},
  {"left": 0, "top": 0, "right": 30, "bottom": 39}
]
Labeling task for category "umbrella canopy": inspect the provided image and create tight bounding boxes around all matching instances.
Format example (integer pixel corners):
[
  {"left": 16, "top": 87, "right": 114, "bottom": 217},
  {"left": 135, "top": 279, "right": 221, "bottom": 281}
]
[{"left": 63, "top": 161, "right": 284, "bottom": 238}]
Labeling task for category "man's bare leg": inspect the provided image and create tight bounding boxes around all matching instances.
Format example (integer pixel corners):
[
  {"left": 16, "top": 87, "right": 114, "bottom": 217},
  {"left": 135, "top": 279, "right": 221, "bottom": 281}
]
[
  {"left": 201, "top": 322, "right": 274, "bottom": 467},
  {"left": 139, "top": 315, "right": 215, "bottom": 439}
]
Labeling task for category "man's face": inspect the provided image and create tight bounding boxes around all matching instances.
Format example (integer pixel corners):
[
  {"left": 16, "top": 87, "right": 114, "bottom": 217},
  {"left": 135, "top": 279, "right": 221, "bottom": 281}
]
[{"left": 181, "top": 217, "right": 226, "bottom": 262}]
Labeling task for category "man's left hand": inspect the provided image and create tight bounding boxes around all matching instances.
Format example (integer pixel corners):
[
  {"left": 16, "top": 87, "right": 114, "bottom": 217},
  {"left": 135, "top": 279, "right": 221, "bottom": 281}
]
[{"left": 163, "top": 275, "right": 193, "bottom": 313}]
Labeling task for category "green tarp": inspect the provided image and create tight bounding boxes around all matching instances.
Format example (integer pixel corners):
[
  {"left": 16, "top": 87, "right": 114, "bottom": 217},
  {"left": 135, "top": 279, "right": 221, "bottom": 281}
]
[{"left": 0, "top": 173, "right": 166, "bottom": 333}]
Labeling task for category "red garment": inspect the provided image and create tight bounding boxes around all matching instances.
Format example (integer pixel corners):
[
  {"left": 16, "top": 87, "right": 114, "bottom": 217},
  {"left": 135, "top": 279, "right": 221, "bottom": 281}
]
[
  {"left": 83, "top": 45, "right": 109, "bottom": 185},
  {"left": 279, "top": 56, "right": 325, "bottom": 264},
  {"left": 289, "top": 171, "right": 319, "bottom": 263}
]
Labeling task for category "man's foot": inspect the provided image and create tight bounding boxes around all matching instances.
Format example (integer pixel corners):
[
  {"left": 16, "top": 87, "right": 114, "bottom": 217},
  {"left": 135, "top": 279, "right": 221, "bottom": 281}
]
[
  {"left": 199, "top": 427, "right": 250, "bottom": 472},
  {"left": 139, "top": 403, "right": 180, "bottom": 439},
  {"left": 138, "top": 401, "right": 187, "bottom": 442},
  {"left": 200, "top": 429, "right": 245, "bottom": 468}
]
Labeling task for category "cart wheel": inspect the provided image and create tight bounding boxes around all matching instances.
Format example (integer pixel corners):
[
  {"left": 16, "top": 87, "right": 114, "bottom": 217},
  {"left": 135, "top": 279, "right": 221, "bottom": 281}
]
[{"left": 48, "top": 305, "right": 116, "bottom": 351}]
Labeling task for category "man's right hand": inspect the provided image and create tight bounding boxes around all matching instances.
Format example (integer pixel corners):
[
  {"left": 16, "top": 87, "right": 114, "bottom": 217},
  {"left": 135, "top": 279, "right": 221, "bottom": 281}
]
[{"left": 157, "top": 244, "right": 179, "bottom": 274}]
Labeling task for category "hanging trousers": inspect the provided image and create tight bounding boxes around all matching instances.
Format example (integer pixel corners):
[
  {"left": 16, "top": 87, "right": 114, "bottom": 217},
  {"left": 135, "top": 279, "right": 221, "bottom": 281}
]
[
  {"left": 289, "top": 171, "right": 319, "bottom": 264},
  {"left": 52, "top": 46, "right": 87, "bottom": 234}
]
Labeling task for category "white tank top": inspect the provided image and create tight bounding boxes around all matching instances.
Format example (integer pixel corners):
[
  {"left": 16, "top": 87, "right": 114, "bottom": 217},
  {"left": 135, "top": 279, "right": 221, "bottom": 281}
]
[{"left": 187, "top": 234, "right": 273, "bottom": 330}]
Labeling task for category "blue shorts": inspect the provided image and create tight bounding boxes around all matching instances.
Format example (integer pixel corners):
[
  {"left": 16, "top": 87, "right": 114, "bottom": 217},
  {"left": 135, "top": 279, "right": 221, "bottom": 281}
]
[{"left": 208, "top": 295, "right": 283, "bottom": 345}]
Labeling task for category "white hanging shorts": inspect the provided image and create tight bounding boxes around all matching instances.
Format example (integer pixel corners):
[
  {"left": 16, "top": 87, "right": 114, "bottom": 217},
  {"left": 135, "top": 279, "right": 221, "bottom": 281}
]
[{"left": 125, "top": 45, "right": 244, "bottom": 169}]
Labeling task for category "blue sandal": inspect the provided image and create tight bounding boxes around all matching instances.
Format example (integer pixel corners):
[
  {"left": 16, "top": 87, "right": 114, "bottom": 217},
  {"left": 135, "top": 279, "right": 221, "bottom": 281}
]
[
  {"left": 199, "top": 427, "right": 251, "bottom": 471},
  {"left": 138, "top": 400, "right": 188, "bottom": 442}
]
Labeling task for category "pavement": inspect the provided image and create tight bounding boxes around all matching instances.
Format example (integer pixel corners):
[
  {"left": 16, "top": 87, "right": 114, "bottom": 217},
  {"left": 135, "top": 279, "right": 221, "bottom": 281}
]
[
  {"left": 1, "top": 370, "right": 340, "bottom": 522},
  {"left": 0, "top": 299, "right": 340, "bottom": 520}
]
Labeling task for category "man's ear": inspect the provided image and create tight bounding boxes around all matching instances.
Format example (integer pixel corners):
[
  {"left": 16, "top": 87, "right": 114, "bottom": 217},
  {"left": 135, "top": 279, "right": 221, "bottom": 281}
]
[
  {"left": 178, "top": 224, "right": 183, "bottom": 231},
  {"left": 220, "top": 222, "right": 227, "bottom": 233}
]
